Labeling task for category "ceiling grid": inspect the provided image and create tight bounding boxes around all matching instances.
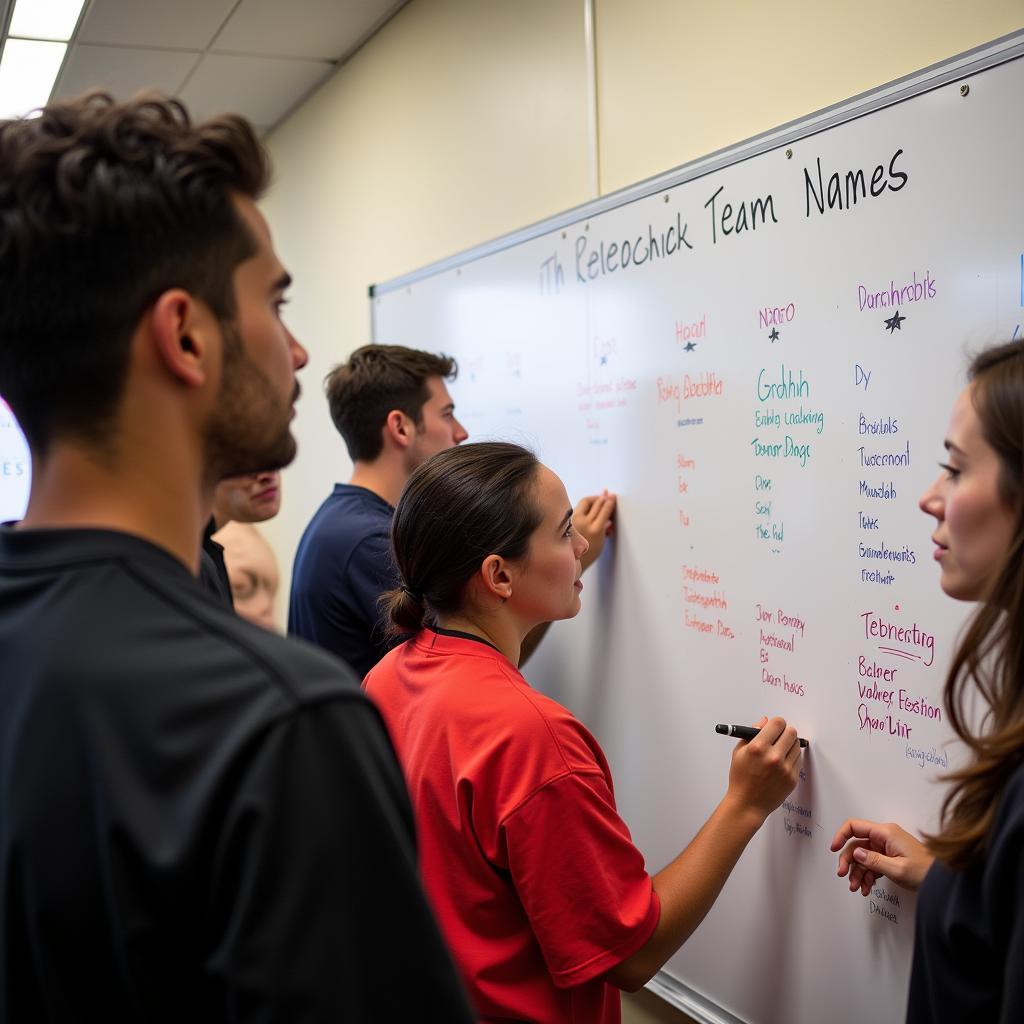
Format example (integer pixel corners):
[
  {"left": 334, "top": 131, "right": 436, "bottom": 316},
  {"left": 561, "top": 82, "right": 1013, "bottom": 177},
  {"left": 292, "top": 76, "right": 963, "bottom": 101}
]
[{"left": 1, "top": 0, "right": 408, "bottom": 133}]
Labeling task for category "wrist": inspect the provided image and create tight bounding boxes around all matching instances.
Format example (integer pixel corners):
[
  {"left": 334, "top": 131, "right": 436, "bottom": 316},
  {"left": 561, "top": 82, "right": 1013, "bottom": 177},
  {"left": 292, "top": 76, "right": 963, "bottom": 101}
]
[{"left": 719, "top": 790, "right": 770, "bottom": 837}]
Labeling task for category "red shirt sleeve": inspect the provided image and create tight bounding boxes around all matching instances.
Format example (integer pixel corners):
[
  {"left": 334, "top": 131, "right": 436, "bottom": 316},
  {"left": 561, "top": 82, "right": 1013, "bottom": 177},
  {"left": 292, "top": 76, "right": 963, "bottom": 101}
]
[{"left": 499, "top": 769, "right": 660, "bottom": 988}]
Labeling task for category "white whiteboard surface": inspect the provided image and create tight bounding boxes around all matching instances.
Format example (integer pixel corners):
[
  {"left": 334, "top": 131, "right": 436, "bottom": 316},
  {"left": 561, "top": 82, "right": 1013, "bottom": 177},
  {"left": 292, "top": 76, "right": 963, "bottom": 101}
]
[
  {"left": 0, "top": 401, "right": 30, "bottom": 524},
  {"left": 371, "top": 35, "right": 1024, "bottom": 1024}
]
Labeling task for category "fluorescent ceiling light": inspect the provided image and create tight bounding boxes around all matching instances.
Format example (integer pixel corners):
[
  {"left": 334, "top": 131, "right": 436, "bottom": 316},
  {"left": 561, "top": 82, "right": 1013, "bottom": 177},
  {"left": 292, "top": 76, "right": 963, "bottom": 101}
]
[
  {"left": 0, "top": 38, "right": 67, "bottom": 119},
  {"left": 9, "top": 0, "right": 85, "bottom": 42}
]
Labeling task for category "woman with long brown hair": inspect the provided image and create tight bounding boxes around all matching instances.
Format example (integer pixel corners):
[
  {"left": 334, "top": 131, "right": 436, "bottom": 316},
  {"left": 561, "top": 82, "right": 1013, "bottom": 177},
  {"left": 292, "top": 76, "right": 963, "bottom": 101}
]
[
  {"left": 832, "top": 339, "right": 1024, "bottom": 1021},
  {"left": 365, "top": 441, "right": 802, "bottom": 1024}
]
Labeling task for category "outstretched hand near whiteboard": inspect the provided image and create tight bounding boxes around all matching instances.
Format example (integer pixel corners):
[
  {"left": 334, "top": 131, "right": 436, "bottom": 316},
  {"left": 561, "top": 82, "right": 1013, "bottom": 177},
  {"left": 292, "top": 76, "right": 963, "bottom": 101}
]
[
  {"left": 830, "top": 819, "right": 934, "bottom": 895},
  {"left": 575, "top": 491, "right": 616, "bottom": 571}
]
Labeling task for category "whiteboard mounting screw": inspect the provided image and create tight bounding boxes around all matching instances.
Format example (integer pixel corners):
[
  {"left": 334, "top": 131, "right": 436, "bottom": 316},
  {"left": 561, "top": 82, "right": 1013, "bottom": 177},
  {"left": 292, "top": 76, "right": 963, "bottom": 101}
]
[
  {"left": 561, "top": 231, "right": 567, "bottom": 239},
  {"left": 785, "top": 148, "right": 793, "bottom": 159},
  {"left": 960, "top": 83, "right": 969, "bottom": 96},
  {"left": 664, "top": 194, "right": 670, "bottom": 203},
  {"left": 585, "top": 222, "right": 590, "bottom": 231}
]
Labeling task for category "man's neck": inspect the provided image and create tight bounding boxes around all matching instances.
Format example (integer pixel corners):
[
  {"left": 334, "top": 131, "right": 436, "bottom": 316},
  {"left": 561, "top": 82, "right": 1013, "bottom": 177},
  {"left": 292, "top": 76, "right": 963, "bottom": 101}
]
[
  {"left": 19, "top": 441, "right": 212, "bottom": 574},
  {"left": 348, "top": 459, "right": 409, "bottom": 508}
]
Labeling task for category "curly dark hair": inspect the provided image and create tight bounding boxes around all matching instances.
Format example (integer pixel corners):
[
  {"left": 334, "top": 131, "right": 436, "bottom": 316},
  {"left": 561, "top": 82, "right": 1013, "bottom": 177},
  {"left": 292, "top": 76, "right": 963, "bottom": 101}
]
[
  {"left": 0, "top": 91, "right": 269, "bottom": 455},
  {"left": 325, "top": 344, "right": 457, "bottom": 462}
]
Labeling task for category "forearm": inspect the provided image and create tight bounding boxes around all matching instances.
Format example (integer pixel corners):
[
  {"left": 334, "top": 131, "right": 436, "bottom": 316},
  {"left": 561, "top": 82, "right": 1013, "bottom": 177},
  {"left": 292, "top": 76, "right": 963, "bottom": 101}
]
[{"left": 608, "top": 793, "right": 765, "bottom": 990}]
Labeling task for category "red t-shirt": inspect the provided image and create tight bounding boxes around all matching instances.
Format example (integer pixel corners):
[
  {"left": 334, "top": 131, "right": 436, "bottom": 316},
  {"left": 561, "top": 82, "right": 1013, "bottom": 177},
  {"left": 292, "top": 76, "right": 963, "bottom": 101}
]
[{"left": 364, "top": 629, "right": 660, "bottom": 1024}]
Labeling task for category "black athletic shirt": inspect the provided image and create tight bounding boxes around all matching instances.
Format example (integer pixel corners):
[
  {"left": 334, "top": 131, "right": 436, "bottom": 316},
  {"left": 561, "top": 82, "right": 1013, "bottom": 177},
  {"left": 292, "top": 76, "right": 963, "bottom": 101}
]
[
  {"left": 0, "top": 526, "right": 473, "bottom": 1023},
  {"left": 907, "top": 762, "right": 1024, "bottom": 1023},
  {"left": 198, "top": 516, "right": 234, "bottom": 608}
]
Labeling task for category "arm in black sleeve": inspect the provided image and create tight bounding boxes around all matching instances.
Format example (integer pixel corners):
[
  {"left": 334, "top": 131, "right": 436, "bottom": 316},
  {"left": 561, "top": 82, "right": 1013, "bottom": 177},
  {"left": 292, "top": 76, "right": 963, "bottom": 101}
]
[
  {"left": 206, "top": 694, "right": 474, "bottom": 1023},
  {"left": 988, "top": 772, "right": 1024, "bottom": 1024}
]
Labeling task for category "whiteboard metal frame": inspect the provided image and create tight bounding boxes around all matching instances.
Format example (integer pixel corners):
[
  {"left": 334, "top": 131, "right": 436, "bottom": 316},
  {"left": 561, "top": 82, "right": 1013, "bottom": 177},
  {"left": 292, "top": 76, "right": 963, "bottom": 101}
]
[
  {"left": 646, "top": 973, "right": 745, "bottom": 1024},
  {"left": 371, "top": 29, "right": 1024, "bottom": 305},
  {"left": 369, "top": 28, "right": 1024, "bottom": 1023}
]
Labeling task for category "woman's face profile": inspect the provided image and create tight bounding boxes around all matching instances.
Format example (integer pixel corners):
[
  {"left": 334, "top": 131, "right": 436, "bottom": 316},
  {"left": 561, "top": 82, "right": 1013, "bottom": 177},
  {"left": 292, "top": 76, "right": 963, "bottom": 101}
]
[
  {"left": 919, "top": 384, "right": 1016, "bottom": 602},
  {"left": 506, "top": 465, "right": 589, "bottom": 626}
]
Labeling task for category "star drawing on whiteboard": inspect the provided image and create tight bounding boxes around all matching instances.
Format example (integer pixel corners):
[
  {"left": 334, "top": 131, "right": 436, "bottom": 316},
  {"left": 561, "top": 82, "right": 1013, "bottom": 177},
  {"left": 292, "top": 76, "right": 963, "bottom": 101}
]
[
  {"left": 884, "top": 310, "right": 906, "bottom": 333},
  {"left": 684, "top": 341, "right": 697, "bottom": 352},
  {"left": 768, "top": 328, "right": 779, "bottom": 342}
]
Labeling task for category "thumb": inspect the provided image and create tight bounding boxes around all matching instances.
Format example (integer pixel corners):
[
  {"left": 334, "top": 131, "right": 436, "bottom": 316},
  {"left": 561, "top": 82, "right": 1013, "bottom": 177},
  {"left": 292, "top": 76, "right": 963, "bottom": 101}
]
[{"left": 853, "top": 846, "right": 898, "bottom": 878}]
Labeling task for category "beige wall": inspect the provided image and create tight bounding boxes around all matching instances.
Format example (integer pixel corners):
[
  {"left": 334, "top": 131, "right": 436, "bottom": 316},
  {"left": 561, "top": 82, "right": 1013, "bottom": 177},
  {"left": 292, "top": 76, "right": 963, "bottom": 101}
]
[
  {"left": 260, "top": 0, "right": 592, "bottom": 598},
  {"left": 260, "top": 2, "right": 1021, "bottom": 1018},
  {"left": 595, "top": 0, "right": 1024, "bottom": 194}
]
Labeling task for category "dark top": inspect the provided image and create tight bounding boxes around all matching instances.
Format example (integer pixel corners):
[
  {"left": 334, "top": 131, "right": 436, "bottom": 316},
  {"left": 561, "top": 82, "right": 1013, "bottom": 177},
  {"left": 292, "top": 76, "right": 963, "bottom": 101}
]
[
  {"left": 0, "top": 525, "right": 473, "bottom": 1023},
  {"left": 198, "top": 517, "right": 233, "bottom": 608},
  {"left": 288, "top": 484, "right": 398, "bottom": 679},
  {"left": 908, "top": 763, "right": 1024, "bottom": 1023}
]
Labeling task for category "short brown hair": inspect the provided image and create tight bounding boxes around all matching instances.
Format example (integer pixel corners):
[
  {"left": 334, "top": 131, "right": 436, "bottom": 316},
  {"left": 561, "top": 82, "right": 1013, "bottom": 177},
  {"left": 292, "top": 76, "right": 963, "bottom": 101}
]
[
  {"left": 0, "top": 91, "right": 269, "bottom": 455},
  {"left": 325, "top": 344, "right": 457, "bottom": 461}
]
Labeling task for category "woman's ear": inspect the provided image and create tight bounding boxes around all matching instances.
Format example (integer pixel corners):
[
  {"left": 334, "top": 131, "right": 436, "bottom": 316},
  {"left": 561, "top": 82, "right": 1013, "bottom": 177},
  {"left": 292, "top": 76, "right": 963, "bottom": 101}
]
[{"left": 479, "top": 554, "right": 513, "bottom": 603}]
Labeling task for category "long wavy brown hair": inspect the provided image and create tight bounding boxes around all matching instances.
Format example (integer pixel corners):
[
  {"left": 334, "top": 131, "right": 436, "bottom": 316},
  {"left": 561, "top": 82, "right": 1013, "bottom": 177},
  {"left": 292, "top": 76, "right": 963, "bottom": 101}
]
[{"left": 926, "top": 340, "right": 1024, "bottom": 869}]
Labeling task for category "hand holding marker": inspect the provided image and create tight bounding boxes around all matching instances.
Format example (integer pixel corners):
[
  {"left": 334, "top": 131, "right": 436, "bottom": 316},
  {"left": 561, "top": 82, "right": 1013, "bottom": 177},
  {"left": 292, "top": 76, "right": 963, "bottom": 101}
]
[{"left": 716, "top": 723, "right": 809, "bottom": 748}]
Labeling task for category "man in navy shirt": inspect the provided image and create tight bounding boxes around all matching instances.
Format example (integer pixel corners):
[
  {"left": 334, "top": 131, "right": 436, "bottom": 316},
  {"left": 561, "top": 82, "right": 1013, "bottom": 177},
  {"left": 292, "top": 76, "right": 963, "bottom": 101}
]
[
  {"left": 289, "top": 345, "right": 617, "bottom": 678},
  {"left": 0, "top": 93, "right": 472, "bottom": 1022},
  {"left": 289, "top": 345, "right": 469, "bottom": 677}
]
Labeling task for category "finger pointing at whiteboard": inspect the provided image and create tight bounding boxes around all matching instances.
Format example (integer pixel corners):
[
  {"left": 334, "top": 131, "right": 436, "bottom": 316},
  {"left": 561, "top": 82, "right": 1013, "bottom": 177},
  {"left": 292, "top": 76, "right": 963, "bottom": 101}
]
[{"left": 575, "top": 490, "right": 616, "bottom": 571}]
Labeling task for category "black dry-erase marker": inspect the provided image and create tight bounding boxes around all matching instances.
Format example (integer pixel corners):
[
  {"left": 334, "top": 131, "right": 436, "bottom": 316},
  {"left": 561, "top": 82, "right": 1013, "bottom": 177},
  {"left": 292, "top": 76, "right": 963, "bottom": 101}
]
[{"left": 715, "top": 723, "right": 809, "bottom": 748}]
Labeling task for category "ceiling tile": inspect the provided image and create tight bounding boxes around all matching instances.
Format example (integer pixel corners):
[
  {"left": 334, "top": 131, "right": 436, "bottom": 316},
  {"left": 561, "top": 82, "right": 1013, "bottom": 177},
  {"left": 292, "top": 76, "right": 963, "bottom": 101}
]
[
  {"left": 214, "top": 0, "right": 401, "bottom": 60},
  {"left": 55, "top": 44, "right": 199, "bottom": 101},
  {"left": 77, "top": 0, "right": 236, "bottom": 50},
  {"left": 179, "top": 53, "right": 332, "bottom": 126}
]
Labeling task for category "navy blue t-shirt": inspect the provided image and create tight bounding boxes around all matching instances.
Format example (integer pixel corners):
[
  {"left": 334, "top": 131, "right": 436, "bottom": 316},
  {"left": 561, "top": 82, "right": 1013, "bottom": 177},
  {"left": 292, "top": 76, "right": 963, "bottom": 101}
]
[
  {"left": 288, "top": 484, "right": 398, "bottom": 679},
  {"left": 908, "top": 762, "right": 1024, "bottom": 1022}
]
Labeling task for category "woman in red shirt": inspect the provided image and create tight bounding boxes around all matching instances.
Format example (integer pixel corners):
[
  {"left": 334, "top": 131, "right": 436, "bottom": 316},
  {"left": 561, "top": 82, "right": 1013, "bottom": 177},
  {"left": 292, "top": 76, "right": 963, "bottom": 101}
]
[{"left": 364, "top": 441, "right": 802, "bottom": 1024}]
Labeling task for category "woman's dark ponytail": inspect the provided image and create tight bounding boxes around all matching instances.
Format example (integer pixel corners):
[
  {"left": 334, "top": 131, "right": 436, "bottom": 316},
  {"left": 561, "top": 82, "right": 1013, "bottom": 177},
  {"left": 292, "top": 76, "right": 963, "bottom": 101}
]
[{"left": 381, "top": 442, "right": 541, "bottom": 639}]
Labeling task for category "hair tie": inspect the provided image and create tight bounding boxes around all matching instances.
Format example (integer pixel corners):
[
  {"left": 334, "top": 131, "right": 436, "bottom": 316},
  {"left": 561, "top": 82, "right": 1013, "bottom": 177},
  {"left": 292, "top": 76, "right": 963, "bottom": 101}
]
[{"left": 401, "top": 584, "right": 423, "bottom": 603}]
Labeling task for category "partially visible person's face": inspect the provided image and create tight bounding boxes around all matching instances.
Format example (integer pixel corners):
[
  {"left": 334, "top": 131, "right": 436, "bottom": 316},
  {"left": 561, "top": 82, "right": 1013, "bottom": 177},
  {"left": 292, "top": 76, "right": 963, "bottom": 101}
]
[
  {"left": 508, "top": 465, "right": 589, "bottom": 626},
  {"left": 406, "top": 376, "right": 468, "bottom": 470},
  {"left": 215, "top": 521, "right": 279, "bottom": 631},
  {"left": 919, "top": 384, "right": 1016, "bottom": 601},
  {"left": 215, "top": 470, "right": 281, "bottom": 525},
  {"left": 203, "top": 195, "right": 308, "bottom": 480}
]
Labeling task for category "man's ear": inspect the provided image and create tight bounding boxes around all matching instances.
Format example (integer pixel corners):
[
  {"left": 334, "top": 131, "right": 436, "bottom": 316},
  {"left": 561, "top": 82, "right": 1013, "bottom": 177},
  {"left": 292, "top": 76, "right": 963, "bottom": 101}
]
[
  {"left": 149, "top": 289, "right": 215, "bottom": 390},
  {"left": 479, "top": 554, "right": 513, "bottom": 602},
  {"left": 383, "top": 408, "right": 415, "bottom": 451}
]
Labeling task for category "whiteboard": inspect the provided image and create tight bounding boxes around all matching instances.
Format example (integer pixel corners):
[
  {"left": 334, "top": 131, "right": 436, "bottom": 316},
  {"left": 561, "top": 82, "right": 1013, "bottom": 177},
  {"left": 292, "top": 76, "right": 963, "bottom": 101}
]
[
  {"left": 0, "top": 401, "right": 30, "bottom": 524},
  {"left": 371, "top": 34, "right": 1024, "bottom": 1024}
]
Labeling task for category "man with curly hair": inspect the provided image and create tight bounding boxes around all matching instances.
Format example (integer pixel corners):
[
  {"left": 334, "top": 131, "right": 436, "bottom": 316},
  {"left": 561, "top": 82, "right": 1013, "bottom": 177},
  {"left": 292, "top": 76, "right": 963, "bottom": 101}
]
[{"left": 0, "top": 94, "right": 472, "bottom": 1022}]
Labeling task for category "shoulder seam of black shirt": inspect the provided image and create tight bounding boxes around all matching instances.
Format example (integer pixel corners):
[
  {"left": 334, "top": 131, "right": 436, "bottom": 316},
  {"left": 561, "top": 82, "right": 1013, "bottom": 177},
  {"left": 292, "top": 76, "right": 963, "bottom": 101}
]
[{"left": 123, "top": 555, "right": 367, "bottom": 709}]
